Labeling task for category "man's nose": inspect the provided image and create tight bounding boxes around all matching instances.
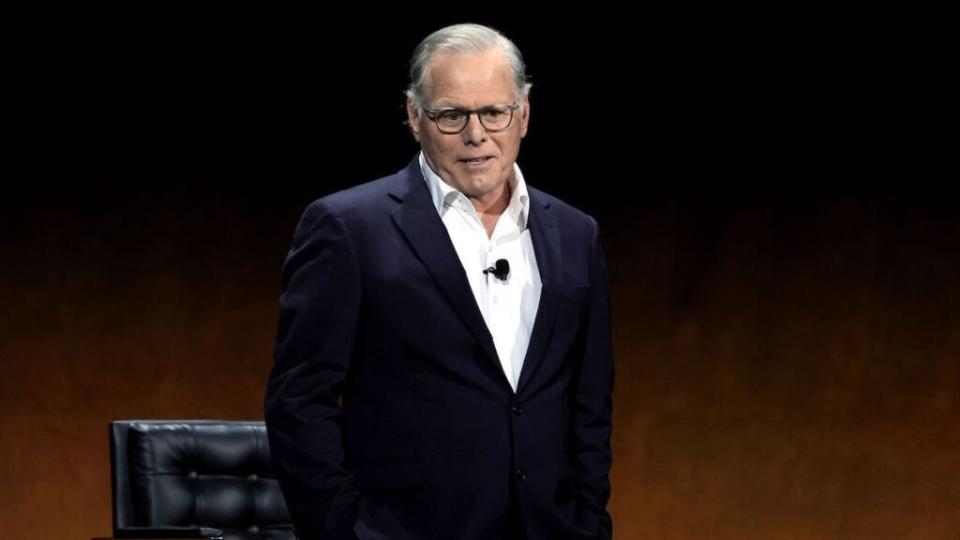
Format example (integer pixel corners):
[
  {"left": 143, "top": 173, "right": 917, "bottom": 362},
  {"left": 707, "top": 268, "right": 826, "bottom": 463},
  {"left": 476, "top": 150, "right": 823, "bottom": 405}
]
[{"left": 461, "top": 113, "right": 487, "bottom": 144}]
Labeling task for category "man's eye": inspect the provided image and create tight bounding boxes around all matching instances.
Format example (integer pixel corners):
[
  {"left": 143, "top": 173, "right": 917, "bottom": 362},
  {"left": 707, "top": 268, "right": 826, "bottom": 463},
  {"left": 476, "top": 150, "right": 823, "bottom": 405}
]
[
  {"left": 439, "top": 110, "right": 466, "bottom": 121},
  {"left": 481, "top": 109, "right": 507, "bottom": 119}
]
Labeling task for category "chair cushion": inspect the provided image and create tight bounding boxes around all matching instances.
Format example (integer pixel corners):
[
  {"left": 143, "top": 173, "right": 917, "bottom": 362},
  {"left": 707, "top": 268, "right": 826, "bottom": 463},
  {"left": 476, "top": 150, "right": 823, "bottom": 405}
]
[{"left": 127, "top": 422, "right": 293, "bottom": 539}]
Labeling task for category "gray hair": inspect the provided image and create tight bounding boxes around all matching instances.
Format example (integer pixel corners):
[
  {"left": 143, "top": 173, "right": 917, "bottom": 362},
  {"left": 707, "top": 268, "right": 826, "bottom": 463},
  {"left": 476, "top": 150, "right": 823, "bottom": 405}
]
[{"left": 406, "top": 23, "right": 531, "bottom": 113}]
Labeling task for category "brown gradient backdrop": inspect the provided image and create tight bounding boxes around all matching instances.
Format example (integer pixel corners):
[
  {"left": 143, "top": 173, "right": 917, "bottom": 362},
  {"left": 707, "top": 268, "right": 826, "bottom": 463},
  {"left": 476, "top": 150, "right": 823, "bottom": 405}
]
[
  {"left": 4, "top": 10, "right": 957, "bottom": 540},
  {"left": 4, "top": 188, "right": 959, "bottom": 539}
]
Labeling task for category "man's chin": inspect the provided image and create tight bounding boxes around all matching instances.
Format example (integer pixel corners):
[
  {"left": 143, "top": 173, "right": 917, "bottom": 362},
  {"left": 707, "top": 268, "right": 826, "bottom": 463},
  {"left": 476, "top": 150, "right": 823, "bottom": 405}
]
[{"left": 460, "top": 177, "right": 506, "bottom": 199}]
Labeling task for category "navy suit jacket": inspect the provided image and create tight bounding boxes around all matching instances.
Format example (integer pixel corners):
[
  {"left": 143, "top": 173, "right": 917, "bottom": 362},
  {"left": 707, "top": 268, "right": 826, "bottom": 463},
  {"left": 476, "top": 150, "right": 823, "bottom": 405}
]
[{"left": 265, "top": 157, "right": 614, "bottom": 539}]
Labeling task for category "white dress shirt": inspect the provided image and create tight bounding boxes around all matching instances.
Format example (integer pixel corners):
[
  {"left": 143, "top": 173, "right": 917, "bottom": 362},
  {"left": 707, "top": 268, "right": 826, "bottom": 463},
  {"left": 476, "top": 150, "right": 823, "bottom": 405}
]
[{"left": 419, "top": 152, "right": 542, "bottom": 392}]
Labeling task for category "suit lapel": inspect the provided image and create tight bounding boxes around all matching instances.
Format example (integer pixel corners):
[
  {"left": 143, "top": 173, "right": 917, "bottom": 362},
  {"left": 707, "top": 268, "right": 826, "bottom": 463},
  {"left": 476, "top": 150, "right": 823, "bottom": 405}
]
[
  {"left": 516, "top": 192, "right": 562, "bottom": 394},
  {"left": 389, "top": 160, "right": 565, "bottom": 396},
  {"left": 389, "top": 161, "right": 502, "bottom": 379}
]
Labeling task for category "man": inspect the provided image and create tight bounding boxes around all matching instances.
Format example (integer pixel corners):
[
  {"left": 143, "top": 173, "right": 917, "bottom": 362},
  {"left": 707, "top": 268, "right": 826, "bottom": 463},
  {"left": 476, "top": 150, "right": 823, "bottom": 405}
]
[{"left": 265, "top": 23, "right": 613, "bottom": 540}]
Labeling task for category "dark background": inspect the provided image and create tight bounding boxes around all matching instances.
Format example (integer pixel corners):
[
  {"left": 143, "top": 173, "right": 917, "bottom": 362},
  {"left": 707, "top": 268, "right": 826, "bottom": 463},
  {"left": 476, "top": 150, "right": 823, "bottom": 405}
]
[{"left": 3, "top": 9, "right": 957, "bottom": 539}]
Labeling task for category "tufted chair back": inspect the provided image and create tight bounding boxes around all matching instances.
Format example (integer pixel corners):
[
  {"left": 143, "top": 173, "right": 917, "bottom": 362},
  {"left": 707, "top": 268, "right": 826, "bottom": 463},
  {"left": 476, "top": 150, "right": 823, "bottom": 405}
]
[{"left": 109, "top": 420, "right": 295, "bottom": 540}]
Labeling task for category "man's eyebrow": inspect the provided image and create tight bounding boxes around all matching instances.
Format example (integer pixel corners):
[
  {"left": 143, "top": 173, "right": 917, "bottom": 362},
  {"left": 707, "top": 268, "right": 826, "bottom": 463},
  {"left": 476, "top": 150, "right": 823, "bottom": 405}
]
[
  {"left": 428, "top": 102, "right": 467, "bottom": 110},
  {"left": 429, "top": 102, "right": 509, "bottom": 111}
]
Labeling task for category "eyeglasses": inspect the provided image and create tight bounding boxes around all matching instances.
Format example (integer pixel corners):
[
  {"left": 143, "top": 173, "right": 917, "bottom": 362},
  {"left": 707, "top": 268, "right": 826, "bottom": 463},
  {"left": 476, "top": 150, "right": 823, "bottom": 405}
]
[{"left": 422, "top": 103, "right": 521, "bottom": 134}]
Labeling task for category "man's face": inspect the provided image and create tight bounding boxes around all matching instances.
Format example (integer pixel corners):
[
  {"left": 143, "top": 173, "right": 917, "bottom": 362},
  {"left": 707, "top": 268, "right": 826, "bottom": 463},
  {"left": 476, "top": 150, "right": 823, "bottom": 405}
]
[{"left": 407, "top": 49, "right": 529, "bottom": 201}]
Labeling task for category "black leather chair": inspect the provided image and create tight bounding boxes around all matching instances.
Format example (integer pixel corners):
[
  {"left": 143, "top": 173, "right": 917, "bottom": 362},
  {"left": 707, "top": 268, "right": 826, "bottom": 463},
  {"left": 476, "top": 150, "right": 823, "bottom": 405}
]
[{"left": 108, "top": 420, "right": 295, "bottom": 540}]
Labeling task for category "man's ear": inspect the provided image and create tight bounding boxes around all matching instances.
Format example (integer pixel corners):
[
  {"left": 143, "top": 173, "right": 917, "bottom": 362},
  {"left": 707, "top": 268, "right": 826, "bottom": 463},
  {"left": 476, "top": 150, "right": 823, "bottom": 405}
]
[
  {"left": 520, "top": 96, "right": 530, "bottom": 138},
  {"left": 406, "top": 99, "right": 421, "bottom": 142}
]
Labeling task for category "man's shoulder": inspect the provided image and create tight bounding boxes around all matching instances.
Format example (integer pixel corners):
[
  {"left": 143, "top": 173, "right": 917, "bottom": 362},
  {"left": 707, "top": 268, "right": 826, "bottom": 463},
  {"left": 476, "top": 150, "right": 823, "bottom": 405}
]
[
  {"left": 324, "top": 170, "right": 405, "bottom": 209},
  {"left": 528, "top": 185, "right": 598, "bottom": 232},
  {"left": 303, "top": 163, "right": 415, "bottom": 221}
]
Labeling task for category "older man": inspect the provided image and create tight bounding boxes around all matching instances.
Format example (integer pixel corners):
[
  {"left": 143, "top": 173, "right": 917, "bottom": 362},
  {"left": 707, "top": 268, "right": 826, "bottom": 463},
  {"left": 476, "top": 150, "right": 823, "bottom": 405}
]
[{"left": 265, "top": 23, "right": 614, "bottom": 540}]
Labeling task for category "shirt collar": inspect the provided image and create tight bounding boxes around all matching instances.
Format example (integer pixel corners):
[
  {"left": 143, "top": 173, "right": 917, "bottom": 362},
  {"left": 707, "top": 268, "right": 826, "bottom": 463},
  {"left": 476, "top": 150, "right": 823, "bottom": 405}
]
[{"left": 419, "top": 151, "right": 530, "bottom": 229}]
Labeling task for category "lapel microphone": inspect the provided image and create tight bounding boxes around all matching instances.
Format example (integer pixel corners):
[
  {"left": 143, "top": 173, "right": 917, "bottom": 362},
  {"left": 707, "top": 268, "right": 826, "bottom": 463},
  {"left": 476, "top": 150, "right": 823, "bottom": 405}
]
[{"left": 483, "top": 258, "right": 510, "bottom": 280}]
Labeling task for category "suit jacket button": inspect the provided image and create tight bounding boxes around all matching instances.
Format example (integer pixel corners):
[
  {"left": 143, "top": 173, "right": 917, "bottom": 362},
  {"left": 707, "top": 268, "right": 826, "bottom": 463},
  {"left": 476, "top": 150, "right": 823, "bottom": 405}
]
[
  {"left": 515, "top": 467, "right": 526, "bottom": 481},
  {"left": 512, "top": 405, "right": 524, "bottom": 416}
]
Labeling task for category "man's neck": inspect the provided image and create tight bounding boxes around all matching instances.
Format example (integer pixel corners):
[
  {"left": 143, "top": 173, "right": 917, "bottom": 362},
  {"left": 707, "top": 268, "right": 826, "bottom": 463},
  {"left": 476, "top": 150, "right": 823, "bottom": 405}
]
[
  {"left": 469, "top": 178, "right": 512, "bottom": 217},
  {"left": 471, "top": 180, "right": 512, "bottom": 238}
]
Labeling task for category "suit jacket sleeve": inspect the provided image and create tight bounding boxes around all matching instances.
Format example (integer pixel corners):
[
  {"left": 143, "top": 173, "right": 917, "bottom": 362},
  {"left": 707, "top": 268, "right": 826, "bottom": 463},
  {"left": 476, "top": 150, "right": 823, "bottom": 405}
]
[
  {"left": 571, "top": 217, "right": 615, "bottom": 539},
  {"left": 264, "top": 199, "right": 362, "bottom": 540}
]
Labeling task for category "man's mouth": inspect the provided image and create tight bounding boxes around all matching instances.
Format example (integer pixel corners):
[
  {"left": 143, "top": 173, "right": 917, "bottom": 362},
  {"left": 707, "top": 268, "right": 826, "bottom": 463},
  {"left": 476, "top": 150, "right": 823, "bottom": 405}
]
[{"left": 459, "top": 156, "right": 493, "bottom": 165}]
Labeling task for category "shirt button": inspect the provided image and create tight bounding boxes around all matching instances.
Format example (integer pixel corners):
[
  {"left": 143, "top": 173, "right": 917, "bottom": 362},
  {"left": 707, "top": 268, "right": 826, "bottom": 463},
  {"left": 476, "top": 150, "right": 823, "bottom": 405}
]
[
  {"left": 515, "top": 467, "right": 526, "bottom": 482},
  {"left": 492, "top": 296, "right": 499, "bottom": 304}
]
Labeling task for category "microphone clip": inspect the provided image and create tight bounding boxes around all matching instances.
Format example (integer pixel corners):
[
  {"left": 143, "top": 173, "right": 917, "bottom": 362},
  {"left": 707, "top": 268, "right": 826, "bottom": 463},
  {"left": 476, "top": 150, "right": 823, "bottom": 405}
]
[{"left": 483, "top": 258, "right": 510, "bottom": 281}]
